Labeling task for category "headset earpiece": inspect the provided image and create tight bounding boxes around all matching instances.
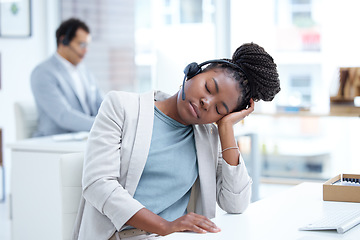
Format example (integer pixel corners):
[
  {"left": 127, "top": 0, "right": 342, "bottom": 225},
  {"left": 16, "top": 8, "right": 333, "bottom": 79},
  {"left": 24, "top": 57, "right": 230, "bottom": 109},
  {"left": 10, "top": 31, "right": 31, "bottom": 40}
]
[
  {"left": 184, "top": 62, "right": 202, "bottom": 80},
  {"left": 62, "top": 36, "right": 70, "bottom": 46},
  {"left": 62, "top": 26, "right": 73, "bottom": 46}
]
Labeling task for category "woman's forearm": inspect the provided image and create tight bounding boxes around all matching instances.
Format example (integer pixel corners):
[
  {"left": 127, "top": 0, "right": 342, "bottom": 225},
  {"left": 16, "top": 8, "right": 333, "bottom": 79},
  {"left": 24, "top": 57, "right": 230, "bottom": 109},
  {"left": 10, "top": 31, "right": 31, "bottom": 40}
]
[
  {"left": 218, "top": 123, "right": 240, "bottom": 166},
  {"left": 126, "top": 208, "right": 171, "bottom": 236}
]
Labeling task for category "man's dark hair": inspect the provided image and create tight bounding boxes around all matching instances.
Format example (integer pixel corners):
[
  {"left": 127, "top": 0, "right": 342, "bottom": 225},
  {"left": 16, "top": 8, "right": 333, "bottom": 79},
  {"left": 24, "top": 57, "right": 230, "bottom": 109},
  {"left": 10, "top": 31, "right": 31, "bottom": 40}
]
[{"left": 56, "top": 18, "right": 90, "bottom": 47}]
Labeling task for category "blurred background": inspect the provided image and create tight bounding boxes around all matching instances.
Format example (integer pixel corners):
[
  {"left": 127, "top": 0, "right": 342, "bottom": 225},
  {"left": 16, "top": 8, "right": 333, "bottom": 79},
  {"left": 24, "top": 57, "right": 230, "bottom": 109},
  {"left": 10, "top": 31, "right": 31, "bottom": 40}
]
[{"left": 1, "top": 0, "right": 360, "bottom": 215}]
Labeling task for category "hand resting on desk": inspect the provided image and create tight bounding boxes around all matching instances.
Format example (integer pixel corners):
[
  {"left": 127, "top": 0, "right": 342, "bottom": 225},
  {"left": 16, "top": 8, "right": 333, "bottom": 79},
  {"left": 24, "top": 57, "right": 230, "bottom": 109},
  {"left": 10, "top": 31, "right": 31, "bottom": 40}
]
[{"left": 126, "top": 208, "right": 221, "bottom": 236}]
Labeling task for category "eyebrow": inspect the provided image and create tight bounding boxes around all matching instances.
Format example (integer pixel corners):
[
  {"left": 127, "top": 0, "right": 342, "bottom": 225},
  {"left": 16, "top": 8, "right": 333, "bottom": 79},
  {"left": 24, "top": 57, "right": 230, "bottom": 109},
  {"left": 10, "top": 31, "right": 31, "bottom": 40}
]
[
  {"left": 212, "top": 78, "right": 219, "bottom": 93},
  {"left": 212, "top": 78, "right": 229, "bottom": 114}
]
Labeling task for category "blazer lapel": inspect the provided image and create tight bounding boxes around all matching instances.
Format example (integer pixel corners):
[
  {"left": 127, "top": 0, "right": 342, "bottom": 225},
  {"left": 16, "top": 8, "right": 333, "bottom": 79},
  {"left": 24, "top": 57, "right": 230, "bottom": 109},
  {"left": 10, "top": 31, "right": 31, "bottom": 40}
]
[
  {"left": 51, "top": 55, "right": 87, "bottom": 112},
  {"left": 193, "top": 124, "right": 217, "bottom": 217},
  {"left": 125, "top": 91, "right": 155, "bottom": 196},
  {"left": 52, "top": 55, "right": 76, "bottom": 93}
]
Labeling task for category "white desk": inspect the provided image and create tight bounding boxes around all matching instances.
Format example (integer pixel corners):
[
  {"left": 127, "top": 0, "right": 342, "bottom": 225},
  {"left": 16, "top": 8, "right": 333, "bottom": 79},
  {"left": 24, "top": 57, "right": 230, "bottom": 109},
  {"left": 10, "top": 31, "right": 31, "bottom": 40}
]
[
  {"left": 8, "top": 135, "right": 86, "bottom": 240},
  {"left": 162, "top": 182, "right": 360, "bottom": 240}
]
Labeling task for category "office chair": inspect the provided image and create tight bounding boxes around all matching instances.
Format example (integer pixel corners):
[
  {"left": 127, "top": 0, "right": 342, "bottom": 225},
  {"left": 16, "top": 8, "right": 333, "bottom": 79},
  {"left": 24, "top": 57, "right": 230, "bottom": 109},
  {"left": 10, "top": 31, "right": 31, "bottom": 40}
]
[
  {"left": 59, "top": 152, "right": 84, "bottom": 240},
  {"left": 14, "top": 101, "right": 38, "bottom": 140}
]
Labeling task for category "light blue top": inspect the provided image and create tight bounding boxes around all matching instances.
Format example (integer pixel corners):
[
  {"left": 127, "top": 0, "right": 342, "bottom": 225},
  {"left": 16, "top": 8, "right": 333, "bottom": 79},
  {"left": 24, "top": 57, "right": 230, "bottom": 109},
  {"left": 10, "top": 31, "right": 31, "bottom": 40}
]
[{"left": 133, "top": 106, "right": 198, "bottom": 221}]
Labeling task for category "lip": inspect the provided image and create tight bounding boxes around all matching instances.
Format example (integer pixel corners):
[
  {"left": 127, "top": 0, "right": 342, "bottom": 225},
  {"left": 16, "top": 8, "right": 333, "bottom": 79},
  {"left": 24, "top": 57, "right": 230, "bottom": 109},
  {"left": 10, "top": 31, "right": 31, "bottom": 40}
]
[{"left": 189, "top": 102, "right": 200, "bottom": 119}]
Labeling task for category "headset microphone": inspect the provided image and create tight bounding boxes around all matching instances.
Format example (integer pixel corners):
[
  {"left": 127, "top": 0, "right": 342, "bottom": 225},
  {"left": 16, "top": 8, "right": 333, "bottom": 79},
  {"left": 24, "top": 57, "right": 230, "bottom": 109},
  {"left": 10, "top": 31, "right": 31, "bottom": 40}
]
[
  {"left": 181, "top": 75, "right": 187, "bottom": 101},
  {"left": 67, "top": 44, "right": 84, "bottom": 58}
]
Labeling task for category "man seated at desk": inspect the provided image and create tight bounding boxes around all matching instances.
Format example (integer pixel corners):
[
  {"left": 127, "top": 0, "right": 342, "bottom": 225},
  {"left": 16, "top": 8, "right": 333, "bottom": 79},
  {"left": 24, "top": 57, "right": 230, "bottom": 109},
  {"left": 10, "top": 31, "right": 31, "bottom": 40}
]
[{"left": 31, "top": 18, "right": 103, "bottom": 137}]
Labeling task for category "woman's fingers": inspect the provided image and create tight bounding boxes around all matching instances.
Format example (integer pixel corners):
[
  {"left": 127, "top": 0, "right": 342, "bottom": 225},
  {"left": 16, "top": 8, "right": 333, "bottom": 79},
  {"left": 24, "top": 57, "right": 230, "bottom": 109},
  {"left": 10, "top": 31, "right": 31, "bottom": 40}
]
[
  {"left": 195, "top": 217, "right": 221, "bottom": 233},
  {"left": 217, "top": 98, "right": 256, "bottom": 126},
  {"left": 172, "top": 212, "right": 221, "bottom": 234}
]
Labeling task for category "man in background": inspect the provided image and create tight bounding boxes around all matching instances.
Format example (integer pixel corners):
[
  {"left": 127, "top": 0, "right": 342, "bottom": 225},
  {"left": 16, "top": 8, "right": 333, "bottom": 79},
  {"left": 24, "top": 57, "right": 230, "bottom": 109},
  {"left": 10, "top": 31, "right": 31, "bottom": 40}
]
[{"left": 31, "top": 18, "right": 103, "bottom": 137}]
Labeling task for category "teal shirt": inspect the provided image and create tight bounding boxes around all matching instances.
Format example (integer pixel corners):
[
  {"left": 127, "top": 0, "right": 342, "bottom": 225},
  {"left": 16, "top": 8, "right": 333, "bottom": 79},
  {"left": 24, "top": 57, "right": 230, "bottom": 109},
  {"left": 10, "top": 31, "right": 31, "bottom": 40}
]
[{"left": 133, "top": 106, "right": 198, "bottom": 221}]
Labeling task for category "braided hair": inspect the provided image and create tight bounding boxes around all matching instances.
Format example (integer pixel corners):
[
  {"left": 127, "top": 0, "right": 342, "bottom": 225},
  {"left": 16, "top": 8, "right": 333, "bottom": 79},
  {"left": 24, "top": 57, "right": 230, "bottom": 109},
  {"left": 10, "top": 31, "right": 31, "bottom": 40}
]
[{"left": 205, "top": 42, "right": 280, "bottom": 111}]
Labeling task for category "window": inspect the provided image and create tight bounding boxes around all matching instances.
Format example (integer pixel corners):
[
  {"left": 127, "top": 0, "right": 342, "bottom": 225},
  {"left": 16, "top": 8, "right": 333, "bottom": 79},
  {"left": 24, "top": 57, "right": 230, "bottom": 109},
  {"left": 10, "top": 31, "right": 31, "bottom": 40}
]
[
  {"left": 61, "top": 0, "right": 219, "bottom": 94},
  {"left": 135, "top": 0, "right": 216, "bottom": 94},
  {"left": 61, "top": 0, "right": 136, "bottom": 93},
  {"left": 231, "top": 0, "right": 360, "bottom": 181}
]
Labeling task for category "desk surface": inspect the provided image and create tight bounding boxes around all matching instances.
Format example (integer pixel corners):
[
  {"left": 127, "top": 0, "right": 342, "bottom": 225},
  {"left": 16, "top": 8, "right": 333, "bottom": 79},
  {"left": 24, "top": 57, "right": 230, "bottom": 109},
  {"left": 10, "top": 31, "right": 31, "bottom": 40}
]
[{"left": 162, "top": 182, "right": 360, "bottom": 240}]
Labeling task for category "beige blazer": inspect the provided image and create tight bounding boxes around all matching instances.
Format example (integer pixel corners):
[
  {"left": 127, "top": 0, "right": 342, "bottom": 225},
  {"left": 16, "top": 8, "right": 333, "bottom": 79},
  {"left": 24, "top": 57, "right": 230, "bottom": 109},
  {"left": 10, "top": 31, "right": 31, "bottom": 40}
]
[{"left": 73, "top": 90, "right": 252, "bottom": 240}]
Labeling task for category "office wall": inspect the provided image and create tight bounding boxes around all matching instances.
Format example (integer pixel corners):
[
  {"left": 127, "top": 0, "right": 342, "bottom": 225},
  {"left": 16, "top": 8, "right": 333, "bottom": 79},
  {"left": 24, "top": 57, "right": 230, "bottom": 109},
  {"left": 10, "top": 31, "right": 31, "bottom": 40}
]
[{"left": 0, "top": 0, "right": 58, "bottom": 195}]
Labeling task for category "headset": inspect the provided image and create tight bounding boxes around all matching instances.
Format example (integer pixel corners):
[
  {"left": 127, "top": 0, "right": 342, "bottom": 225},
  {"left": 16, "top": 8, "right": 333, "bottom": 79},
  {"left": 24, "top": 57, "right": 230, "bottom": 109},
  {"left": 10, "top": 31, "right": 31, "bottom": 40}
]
[
  {"left": 181, "top": 59, "right": 242, "bottom": 100},
  {"left": 62, "top": 25, "right": 73, "bottom": 46},
  {"left": 61, "top": 25, "right": 84, "bottom": 58}
]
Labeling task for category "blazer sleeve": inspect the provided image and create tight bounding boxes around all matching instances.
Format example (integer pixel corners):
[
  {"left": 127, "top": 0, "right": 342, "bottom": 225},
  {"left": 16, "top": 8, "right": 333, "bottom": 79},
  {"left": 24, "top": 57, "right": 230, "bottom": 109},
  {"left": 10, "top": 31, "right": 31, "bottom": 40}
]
[
  {"left": 81, "top": 92, "right": 144, "bottom": 230},
  {"left": 31, "top": 66, "right": 96, "bottom": 132},
  {"left": 214, "top": 129, "right": 253, "bottom": 214}
]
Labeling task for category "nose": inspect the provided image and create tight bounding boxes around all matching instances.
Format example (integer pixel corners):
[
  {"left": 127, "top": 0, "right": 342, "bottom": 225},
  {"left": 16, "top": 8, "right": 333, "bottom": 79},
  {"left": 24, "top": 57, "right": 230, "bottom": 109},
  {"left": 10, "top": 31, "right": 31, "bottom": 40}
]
[{"left": 200, "top": 97, "right": 210, "bottom": 111}]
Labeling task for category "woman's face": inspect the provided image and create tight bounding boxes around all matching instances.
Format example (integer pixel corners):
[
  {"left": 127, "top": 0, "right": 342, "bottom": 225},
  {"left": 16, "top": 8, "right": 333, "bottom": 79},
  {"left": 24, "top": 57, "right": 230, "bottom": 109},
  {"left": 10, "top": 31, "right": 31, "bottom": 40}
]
[{"left": 176, "top": 68, "right": 241, "bottom": 125}]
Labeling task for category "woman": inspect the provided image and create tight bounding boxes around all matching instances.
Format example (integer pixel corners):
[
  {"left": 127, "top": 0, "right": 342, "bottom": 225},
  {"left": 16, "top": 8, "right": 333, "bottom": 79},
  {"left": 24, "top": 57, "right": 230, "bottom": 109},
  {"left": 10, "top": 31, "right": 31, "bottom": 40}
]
[{"left": 73, "top": 43, "right": 280, "bottom": 240}]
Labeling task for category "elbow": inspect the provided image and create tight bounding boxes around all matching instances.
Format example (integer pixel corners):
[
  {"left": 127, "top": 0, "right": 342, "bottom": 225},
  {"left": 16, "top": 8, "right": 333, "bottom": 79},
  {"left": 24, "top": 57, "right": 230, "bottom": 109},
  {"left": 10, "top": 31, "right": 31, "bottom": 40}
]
[
  {"left": 217, "top": 182, "right": 253, "bottom": 214},
  {"left": 231, "top": 199, "right": 251, "bottom": 214},
  {"left": 219, "top": 193, "right": 251, "bottom": 214}
]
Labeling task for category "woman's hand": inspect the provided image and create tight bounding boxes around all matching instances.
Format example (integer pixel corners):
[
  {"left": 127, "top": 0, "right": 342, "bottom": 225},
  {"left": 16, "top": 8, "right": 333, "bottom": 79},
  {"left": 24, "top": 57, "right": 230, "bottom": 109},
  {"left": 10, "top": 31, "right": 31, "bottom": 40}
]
[
  {"left": 126, "top": 208, "right": 220, "bottom": 236},
  {"left": 163, "top": 212, "right": 221, "bottom": 235},
  {"left": 216, "top": 99, "right": 255, "bottom": 127},
  {"left": 216, "top": 99, "right": 254, "bottom": 166}
]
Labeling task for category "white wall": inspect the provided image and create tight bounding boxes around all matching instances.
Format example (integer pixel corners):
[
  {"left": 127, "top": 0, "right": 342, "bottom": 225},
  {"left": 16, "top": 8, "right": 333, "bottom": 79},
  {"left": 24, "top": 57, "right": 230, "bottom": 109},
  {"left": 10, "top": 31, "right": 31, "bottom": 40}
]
[{"left": 0, "top": 0, "right": 59, "bottom": 196}]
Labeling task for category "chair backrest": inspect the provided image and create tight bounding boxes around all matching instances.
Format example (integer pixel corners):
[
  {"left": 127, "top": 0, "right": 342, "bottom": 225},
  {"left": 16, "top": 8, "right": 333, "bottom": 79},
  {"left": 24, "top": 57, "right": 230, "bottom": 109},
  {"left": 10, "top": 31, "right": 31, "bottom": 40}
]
[
  {"left": 59, "top": 152, "right": 84, "bottom": 240},
  {"left": 14, "top": 101, "right": 38, "bottom": 140}
]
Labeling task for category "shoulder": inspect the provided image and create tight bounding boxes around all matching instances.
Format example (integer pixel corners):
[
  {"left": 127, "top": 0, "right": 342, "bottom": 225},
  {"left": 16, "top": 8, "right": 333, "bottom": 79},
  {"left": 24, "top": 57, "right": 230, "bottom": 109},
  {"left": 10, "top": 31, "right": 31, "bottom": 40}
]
[
  {"left": 35, "top": 55, "right": 58, "bottom": 69},
  {"left": 31, "top": 55, "right": 58, "bottom": 77},
  {"left": 99, "top": 90, "right": 154, "bottom": 124},
  {"left": 101, "top": 90, "right": 154, "bottom": 112},
  {"left": 105, "top": 90, "right": 142, "bottom": 103}
]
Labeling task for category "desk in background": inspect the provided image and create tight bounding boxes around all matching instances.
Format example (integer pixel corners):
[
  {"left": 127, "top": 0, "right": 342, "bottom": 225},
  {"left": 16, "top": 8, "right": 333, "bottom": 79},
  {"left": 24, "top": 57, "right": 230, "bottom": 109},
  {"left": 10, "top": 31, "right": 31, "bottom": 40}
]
[
  {"left": 8, "top": 135, "right": 86, "bottom": 240},
  {"left": 162, "top": 182, "right": 360, "bottom": 240}
]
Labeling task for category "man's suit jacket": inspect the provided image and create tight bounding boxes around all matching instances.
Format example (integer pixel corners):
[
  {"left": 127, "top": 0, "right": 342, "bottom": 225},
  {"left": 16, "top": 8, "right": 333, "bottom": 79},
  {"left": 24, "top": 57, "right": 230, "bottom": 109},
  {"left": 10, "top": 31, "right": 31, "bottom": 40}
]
[
  {"left": 30, "top": 54, "right": 103, "bottom": 137},
  {"left": 73, "top": 90, "right": 252, "bottom": 240}
]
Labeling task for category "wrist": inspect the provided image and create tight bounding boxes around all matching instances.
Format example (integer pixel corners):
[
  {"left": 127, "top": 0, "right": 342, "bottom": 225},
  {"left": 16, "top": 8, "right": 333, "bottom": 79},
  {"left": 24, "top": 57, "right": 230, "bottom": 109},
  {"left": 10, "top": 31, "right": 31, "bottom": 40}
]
[
  {"left": 158, "top": 220, "right": 172, "bottom": 236},
  {"left": 222, "top": 146, "right": 239, "bottom": 153},
  {"left": 217, "top": 122, "right": 233, "bottom": 133}
]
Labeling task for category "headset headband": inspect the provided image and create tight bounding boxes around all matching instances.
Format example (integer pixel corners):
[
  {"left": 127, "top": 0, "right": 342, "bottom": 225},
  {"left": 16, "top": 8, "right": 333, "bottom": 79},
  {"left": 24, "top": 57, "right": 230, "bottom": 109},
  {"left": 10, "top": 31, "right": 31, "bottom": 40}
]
[
  {"left": 181, "top": 59, "right": 248, "bottom": 100},
  {"left": 198, "top": 59, "right": 238, "bottom": 69}
]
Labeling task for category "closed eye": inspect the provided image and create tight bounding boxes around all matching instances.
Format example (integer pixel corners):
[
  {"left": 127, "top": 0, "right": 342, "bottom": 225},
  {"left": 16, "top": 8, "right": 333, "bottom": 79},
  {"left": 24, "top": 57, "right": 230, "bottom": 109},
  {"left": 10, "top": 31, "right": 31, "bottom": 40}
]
[
  {"left": 215, "top": 106, "right": 221, "bottom": 115},
  {"left": 205, "top": 83, "right": 211, "bottom": 93}
]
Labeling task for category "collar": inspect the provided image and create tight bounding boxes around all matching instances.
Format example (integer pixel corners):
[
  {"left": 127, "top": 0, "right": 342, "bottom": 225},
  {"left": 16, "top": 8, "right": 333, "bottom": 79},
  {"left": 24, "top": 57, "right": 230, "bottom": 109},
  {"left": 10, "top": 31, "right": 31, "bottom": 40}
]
[{"left": 55, "top": 52, "right": 78, "bottom": 71}]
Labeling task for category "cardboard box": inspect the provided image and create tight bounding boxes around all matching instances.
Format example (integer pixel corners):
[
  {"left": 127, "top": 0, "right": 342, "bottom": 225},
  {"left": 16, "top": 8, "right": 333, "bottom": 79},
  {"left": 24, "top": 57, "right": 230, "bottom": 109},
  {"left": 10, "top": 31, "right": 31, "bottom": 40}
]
[
  {"left": 323, "top": 174, "right": 360, "bottom": 203},
  {"left": 330, "top": 103, "right": 360, "bottom": 116}
]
